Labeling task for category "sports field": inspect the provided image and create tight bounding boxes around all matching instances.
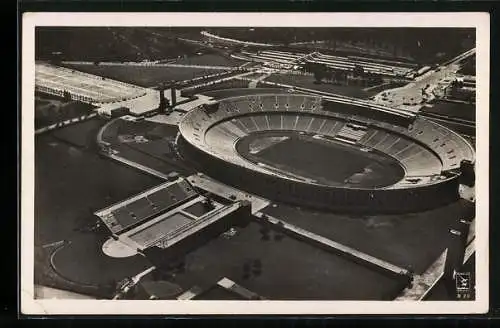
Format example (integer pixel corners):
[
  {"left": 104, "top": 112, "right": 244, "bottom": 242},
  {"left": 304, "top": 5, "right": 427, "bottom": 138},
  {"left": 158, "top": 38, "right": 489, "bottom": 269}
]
[
  {"left": 240, "top": 134, "right": 404, "bottom": 188},
  {"left": 64, "top": 64, "right": 224, "bottom": 88}
]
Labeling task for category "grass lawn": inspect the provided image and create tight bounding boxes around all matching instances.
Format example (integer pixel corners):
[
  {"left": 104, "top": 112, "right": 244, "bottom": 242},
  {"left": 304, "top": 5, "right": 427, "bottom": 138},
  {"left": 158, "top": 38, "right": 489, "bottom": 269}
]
[
  {"left": 35, "top": 94, "right": 96, "bottom": 129},
  {"left": 167, "top": 221, "right": 406, "bottom": 300},
  {"left": 264, "top": 74, "right": 378, "bottom": 99},
  {"left": 172, "top": 54, "right": 246, "bottom": 67},
  {"left": 64, "top": 64, "right": 225, "bottom": 88},
  {"left": 200, "top": 87, "right": 289, "bottom": 99},
  {"left": 423, "top": 101, "right": 475, "bottom": 122}
]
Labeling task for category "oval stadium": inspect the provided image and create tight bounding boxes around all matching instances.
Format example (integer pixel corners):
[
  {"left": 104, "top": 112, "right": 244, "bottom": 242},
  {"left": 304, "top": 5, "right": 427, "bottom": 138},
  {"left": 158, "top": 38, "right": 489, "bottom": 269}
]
[{"left": 178, "top": 93, "right": 474, "bottom": 213}]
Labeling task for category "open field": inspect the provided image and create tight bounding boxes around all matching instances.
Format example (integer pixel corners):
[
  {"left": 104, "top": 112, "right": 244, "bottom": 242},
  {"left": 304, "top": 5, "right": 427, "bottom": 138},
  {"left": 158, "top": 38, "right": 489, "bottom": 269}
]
[
  {"left": 422, "top": 101, "right": 475, "bottom": 122},
  {"left": 200, "top": 87, "right": 289, "bottom": 99},
  {"left": 164, "top": 221, "right": 407, "bottom": 300},
  {"left": 262, "top": 200, "right": 472, "bottom": 274},
  {"left": 35, "top": 120, "right": 162, "bottom": 246},
  {"left": 101, "top": 119, "right": 195, "bottom": 176},
  {"left": 172, "top": 54, "right": 246, "bottom": 67},
  {"left": 264, "top": 74, "right": 379, "bottom": 99},
  {"left": 35, "top": 93, "right": 96, "bottom": 129},
  {"left": 36, "top": 27, "right": 203, "bottom": 62},
  {"left": 51, "top": 233, "right": 152, "bottom": 287},
  {"left": 63, "top": 64, "right": 224, "bottom": 88}
]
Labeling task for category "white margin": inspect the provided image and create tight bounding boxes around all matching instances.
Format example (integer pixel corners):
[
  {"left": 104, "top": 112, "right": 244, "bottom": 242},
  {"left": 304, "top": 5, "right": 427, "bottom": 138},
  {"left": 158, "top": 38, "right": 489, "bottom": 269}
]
[{"left": 21, "top": 12, "right": 490, "bottom": 315}]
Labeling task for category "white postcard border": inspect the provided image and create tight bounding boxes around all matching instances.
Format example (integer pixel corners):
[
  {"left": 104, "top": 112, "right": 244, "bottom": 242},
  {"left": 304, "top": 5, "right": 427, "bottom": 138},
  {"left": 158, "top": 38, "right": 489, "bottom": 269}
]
[{"left": 21, "top": 12, "right": 490, "bottom": 315}]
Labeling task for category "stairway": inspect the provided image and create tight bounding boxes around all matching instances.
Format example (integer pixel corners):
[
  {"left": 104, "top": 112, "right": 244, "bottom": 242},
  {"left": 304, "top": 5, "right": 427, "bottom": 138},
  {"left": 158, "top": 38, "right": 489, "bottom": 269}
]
[{"left": 335, "top": 123, "right": 368, "bottom": 143}]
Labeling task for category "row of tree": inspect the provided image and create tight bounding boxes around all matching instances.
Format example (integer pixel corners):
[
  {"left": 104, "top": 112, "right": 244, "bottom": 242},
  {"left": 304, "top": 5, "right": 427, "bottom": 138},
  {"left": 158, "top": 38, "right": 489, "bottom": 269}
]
[
  {"left": 209, "top": 27, "right": 474, "bottom": 65},
  {"left": 36, "top": 27, "right": 206, "bottom": 62},
  {"left": 303, "top": 62, "right": 384, "bottom": 85}
]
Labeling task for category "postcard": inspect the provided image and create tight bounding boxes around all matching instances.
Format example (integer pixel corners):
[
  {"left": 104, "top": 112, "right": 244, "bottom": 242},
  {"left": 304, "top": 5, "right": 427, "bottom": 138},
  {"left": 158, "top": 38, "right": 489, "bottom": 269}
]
[{"left": 21, "top": 12, "right": 489, "bottom": 315}]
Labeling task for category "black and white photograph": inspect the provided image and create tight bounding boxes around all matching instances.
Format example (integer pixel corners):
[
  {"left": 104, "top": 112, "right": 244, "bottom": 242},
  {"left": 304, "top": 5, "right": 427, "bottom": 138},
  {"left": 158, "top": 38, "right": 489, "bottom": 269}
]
[{"left": 21, "top": 12, "right": 489, "bottom": 314}]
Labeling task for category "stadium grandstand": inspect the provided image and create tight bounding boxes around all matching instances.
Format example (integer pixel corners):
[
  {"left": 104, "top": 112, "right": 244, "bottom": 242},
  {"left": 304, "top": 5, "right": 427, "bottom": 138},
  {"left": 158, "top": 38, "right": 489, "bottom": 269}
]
[{"left": 178, "top": 93, "right": 474, "bottom": 213}]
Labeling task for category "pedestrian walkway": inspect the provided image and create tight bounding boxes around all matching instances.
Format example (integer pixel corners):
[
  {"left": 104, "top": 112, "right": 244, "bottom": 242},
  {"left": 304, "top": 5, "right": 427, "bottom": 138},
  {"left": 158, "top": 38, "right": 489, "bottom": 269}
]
[{"left": 247, "top": 73, "right": 271, "bottom": 88}]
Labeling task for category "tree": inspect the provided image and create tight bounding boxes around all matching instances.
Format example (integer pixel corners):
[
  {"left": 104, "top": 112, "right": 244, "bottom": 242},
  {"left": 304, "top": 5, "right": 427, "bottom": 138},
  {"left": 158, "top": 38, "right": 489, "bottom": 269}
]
[
  {"left": 329, "top": 70, "right": 338, "bottom": 83},
  {"left": 337, "top": 71, "right": 348, "bottom": 85},
  {"left": 313, "top": 70, "right": 323, "bottom": 83},
  {"left": 324, "top": 69, "right": 334, "bottom": 82},
  {"left": 312, "top": 63, "right": 328, "bottom": 83},
  {"left": 63, "top": 90, "right": 72, "bottom": 102},
  {"left": 302, "top": 61, "right": 313, "bottom": 73},
  {"left": 353, "top": 64, "right": 365, "bottom": 78}
]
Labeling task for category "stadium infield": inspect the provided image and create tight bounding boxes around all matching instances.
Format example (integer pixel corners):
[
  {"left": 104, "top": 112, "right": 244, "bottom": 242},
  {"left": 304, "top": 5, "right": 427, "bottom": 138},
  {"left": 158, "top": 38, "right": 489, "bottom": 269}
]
[{"left": 237, "top": 132, "right": 405, "bottom": 188}]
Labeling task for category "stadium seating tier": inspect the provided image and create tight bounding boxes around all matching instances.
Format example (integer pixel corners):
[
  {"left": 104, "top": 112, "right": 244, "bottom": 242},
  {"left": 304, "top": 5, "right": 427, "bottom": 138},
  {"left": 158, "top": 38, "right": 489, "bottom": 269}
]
[{"left": 179, "top": 94, "right": 475, "bottom": 190}]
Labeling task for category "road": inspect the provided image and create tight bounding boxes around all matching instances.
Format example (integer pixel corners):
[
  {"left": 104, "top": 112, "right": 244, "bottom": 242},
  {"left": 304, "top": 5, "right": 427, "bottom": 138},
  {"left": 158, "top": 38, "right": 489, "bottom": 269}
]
[
  {"left": 61, "top": 61, "right": 234, "bottom": 71},
  {"left": 182, "top": 70, "right": 257, "bottom": 91},
  {"left": 371, "top": 48, "right": 476, "bottom": 112},
  {"left": 248, "top": 73, "right": 272, "bottom": 88}
]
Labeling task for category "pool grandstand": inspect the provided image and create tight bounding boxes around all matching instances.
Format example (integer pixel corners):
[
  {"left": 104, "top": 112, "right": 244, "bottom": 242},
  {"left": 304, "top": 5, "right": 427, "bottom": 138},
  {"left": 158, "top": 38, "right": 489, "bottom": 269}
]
[
  {"left": 95, "top": 178, "right": 199, "bottom": 235},
  {"left": 95, "top": 177, "right": 252, "bottom": 260}
]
